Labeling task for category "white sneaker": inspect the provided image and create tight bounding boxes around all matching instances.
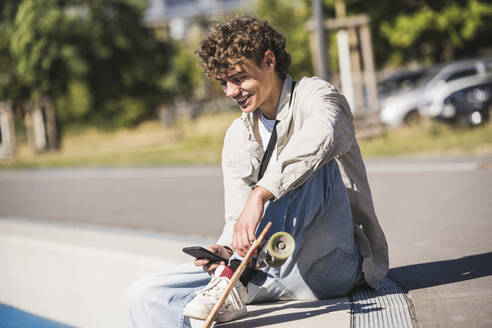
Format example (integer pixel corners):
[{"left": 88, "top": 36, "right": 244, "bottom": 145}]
[{"left": 183, "top": 265, "right": 248, "bottom": 323}]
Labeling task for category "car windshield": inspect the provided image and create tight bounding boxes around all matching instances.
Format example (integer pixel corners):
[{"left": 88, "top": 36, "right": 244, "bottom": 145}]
[
  {"left": 414, "top": 65, "right": 442, "bottom": 88},
  {"left": 378, "top": 69, "right": 427, "bottom": 97}
]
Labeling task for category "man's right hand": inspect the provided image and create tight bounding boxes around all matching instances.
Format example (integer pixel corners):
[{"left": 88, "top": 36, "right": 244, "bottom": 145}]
[{"left": 194, "top": 244, "right": 231, "bottom": 274}]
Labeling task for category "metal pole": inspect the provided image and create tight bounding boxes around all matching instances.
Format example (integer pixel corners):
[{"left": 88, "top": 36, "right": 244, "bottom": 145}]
[{"left": 312, "top": 0, "right": 328, "bottom": 80}]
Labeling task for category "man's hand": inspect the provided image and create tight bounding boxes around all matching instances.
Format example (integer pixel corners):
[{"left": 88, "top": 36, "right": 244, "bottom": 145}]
[
  {"left": 194, "top": 244, "right": 231, "bottom": 275},
  {"left": 233, "top": 186, "right": 273, "bottom": 257}
]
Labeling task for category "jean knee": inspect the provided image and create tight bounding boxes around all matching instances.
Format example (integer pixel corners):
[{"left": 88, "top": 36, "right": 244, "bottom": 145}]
[{"left": 128, "top": 274, "right": 167, "bottom": 313}]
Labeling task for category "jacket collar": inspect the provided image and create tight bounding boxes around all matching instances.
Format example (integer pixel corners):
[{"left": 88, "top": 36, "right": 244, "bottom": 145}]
[
  {"left": 237, "top": 75, "right": 295, "bottom": 176},
  {"left": 240, "top": 75, "right": 294, "bottom": 131},
  {"left": 275, "top": 75, "right": 294, "bottom": 122},
  {"left": 236, "top": 75, "right": 295, "bottom": 181}
]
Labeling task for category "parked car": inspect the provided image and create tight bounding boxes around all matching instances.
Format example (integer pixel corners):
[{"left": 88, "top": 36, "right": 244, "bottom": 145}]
[
  {"left": 379, "top": 58, "right": 492, "bottom": 127},
  {"left": 419, "top": 76, "right": 492, "bottom": 125},
  {"left": 378, "top": 68, "right": 427, "bottom": 99}
]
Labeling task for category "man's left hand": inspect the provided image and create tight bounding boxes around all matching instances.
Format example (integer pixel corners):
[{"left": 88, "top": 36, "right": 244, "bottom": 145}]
[{"left": 233, "top": 186, "right": 273, "bottom": 257}]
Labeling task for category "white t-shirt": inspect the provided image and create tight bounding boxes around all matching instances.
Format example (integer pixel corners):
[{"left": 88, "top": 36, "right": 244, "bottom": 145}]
[{"left": 259, "top": 112, "right": 277, "bottom": 165}]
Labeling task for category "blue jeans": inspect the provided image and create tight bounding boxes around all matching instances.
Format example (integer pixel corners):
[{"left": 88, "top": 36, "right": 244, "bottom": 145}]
[{"left": 127, "top": 160, "right": 362, "bottom": 328}]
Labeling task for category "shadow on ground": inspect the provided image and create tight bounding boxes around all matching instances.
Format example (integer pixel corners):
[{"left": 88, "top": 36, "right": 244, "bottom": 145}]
[
  {"left": 220, "top": 252, "right": 492, "bottom": 327},
  {"left": 217, "top": 300, "right": 351, "bottom": 327},
  {"left": 388, "top": 251, "right": 492, "bottom": 291}
]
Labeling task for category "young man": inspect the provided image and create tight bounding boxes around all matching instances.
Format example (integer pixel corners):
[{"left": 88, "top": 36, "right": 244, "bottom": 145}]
[{"left": 127, "top": 16, "right": 388, "bottom": 327}]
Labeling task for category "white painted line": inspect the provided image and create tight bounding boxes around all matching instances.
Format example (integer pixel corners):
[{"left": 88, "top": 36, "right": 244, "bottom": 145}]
[{"left": 0, "top": 167, "right": 223, "bottom": 181}]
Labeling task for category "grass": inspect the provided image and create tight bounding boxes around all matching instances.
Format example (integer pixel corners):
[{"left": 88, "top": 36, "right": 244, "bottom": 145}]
[
  {"left": 0, "top": 111, "right": 238, "bottom": 169},
  {"left": 1, "top": 113, "right": 491, "bottom": 169},
  {"left": 359, "top": 120, "right": 492, "bottom": 158}
]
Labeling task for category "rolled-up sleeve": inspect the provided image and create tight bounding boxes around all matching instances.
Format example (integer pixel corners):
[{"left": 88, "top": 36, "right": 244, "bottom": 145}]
[{"left": 257, "top": 79, "right": 355, "bottom": 200}]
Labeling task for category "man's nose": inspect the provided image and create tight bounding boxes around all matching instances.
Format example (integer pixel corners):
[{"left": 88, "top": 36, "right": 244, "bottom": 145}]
[{"left": 225, "top": 81, "right": 240, "bottom": 97}]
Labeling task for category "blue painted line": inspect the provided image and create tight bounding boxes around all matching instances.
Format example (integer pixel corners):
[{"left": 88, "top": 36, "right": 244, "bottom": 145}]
[{"left": 0, "top": 304, "right": 73, "bottom": 328}]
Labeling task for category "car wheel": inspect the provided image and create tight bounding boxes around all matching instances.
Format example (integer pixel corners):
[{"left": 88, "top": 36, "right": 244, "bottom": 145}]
[
  {"left": 486, "top": 103, "right": 492, "bottom": 122},
  {"left": 404, "top": 109, "right": 421, "bottom": 126}
]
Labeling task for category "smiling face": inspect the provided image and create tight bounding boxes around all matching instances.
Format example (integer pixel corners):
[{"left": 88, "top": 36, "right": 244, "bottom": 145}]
[{"left": 215, "top": 51, "right": 283, "bottom": 119}]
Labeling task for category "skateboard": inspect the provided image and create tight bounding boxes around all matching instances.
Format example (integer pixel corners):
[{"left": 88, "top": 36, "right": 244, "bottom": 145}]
[{"left": 202, "top": 222, "right": 295, "bottom": 328}]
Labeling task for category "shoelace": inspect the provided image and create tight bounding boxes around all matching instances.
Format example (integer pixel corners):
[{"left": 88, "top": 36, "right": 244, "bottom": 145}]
[
  {"left": 197, "top": 276, "right": 244, "bottom": 311},
  {"left": 222, "top": 286, "right": 243, "bottom": 311}
]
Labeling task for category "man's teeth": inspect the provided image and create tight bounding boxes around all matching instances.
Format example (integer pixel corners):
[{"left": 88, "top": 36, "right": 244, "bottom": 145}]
[{"left": 236, "top": 95, "right": 249, "bottom": 103}]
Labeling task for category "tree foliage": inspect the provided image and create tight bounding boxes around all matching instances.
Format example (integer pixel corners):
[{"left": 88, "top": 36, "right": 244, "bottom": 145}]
[
  {"left": 162, "top": 41, "right": 202, "bottom": 100},
  {"left": 255, "top": 0, "right": 314, "bottom": 79},
  {"left": 255, "top": 0, "right": 492, "bottom": 73},
  {"left": 2, "top": 0, "right": 491, "bottom": 132},
  {"left": 2, "top": 0, "right": 175, "bottom": 128},
  {"left": 0, "top": 1, "right": 27, "bottom": 104},
  {"left": 378, "top": 0, "right": 492, "bottom": 65},
  {"left": 337, "top": 0, "right": 492, "bottom": 67}
]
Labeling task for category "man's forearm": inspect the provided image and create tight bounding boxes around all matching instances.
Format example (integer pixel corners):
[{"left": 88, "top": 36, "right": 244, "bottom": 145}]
[
  {"left": 232, "top": 186, "right": 274, "bottom": 256},
  {"left": 251, "top": 185, "right": 274, "bottom": 204}
]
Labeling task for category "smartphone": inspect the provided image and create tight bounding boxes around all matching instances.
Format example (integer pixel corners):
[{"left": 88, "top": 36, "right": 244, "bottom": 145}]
[{"left": 182, "top": 246, "right": 228, "bottom": 263}]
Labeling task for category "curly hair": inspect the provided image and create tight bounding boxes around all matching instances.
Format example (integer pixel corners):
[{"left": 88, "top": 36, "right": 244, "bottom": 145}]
[{"left": 196, "top": 16, "right": 291, "bottom": 79}]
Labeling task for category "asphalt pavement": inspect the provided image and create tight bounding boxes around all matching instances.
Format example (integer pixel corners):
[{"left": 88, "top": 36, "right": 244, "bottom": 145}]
[{"left": 1, "top": 156, "right": 491, "bottom": 327}]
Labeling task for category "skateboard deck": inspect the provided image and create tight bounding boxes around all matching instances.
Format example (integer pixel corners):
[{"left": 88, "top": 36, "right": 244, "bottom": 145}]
[
  {"left": 203, "top": 222, "right": 295, "bottom": 328},
  {"left": 203, "top": 222, "right": 272, "bottom": 328}
]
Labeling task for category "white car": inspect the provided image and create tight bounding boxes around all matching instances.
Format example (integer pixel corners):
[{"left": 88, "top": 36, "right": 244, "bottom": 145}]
[
  {"left": 419, "top": 75, "right": 492, "bottom": 125},
  {"left": 379, "top": 58, "right": 492, "bottom": 127}
]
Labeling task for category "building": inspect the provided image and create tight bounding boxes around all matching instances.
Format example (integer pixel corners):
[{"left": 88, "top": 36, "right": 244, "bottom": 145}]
[{"left": 144, "top": 0, "right": 253, "bottom": 38}]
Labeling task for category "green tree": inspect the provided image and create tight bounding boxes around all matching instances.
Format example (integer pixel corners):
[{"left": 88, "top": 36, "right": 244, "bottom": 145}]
[
  {"left": 10, "top": 1, "right": 83, "bottom": 102},
  {"left": 379, "top": 0, "right": 492, "bottom": 65},
  {"left": 0, "top": 1, "right": 27, "bottom": 106},
  {"left": 255, "top": 0, "right": 492, "bottom": 72},
  {"left": 7, "top": 0, "right": 174, "bottom": 130},
  {"left": 162, "top": 41, "right": 202, "bottom": 100},
  {"left": 337, "top": 0, "right": 492, "bottom": 67},
  {"left": 255, "top": 0, "right": 314, "bottom": 79},
  {"left": 75, "top": 0, "right": 174, "bottom": 127}
]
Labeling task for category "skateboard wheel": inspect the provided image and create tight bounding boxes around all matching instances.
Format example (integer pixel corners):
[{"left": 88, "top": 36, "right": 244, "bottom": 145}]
[{"left": 265, "top": 232, "right": 295, "bottom": 267}]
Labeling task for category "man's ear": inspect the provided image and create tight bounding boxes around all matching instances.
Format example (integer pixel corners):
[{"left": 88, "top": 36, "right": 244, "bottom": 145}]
[{"left": 263, "top": 50, "right": 276, "bottom": 71}]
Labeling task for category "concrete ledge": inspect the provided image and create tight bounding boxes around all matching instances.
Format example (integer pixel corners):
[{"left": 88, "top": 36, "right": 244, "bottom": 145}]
[
  {"left": 0, "top": 217, "right": 412, "bottom": 328},
  {"left": 0, "top": 217, "right": 212, "bottom": 327},
  {"left": 0, "top": 218, "right": 354, "bottom": 328}
]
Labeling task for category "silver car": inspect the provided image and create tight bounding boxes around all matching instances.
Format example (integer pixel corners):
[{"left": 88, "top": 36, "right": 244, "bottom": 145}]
[{"left": 379, "top": 58, "right": 492, "bottom": 127}]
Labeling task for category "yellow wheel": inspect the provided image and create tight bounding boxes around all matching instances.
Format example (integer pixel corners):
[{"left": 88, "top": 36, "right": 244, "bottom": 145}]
[{"left": 265, "top": 232, "right": 295, "bottom": 267}]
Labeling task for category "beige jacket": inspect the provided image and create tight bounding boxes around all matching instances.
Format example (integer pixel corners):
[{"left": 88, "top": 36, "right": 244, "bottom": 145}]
[{"left": 217, "top": 76, "right": 389, "bottom": 289}]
